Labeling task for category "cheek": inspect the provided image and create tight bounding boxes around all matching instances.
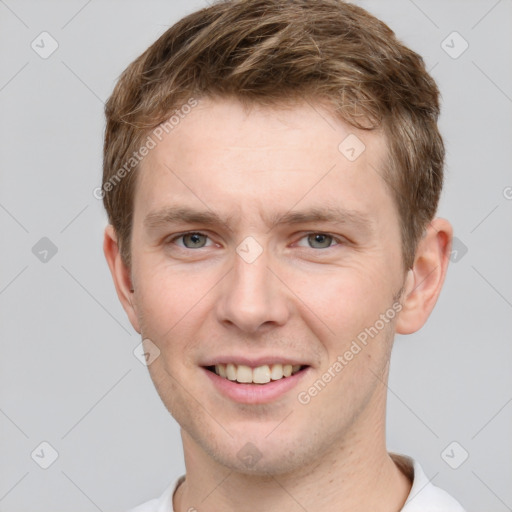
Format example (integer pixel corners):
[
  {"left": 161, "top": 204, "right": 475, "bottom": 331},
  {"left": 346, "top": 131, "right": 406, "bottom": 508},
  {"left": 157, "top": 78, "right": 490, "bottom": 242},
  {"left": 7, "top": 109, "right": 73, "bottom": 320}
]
[
  {"left": 134, "top": 261, "right": 211, "bottom": 336},
  {"left": 290, "top": 265, "right": 389, "bottom": 338},
  {"left": 133, "top": 261, "right": 222, "bottom": 381}
]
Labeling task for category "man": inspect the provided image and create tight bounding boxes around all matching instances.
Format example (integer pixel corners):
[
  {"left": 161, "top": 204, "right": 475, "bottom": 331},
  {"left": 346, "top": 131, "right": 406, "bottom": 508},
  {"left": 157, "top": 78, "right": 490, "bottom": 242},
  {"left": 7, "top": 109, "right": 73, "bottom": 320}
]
[{"left": 102, "top": 0, "right": 465, "bottom": 510}]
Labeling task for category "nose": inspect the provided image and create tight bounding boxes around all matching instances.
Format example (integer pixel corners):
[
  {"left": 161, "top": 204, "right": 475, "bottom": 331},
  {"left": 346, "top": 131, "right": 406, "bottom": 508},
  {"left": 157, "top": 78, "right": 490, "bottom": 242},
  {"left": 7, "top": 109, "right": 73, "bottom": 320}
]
[{"left": 215, "top": 244, "right": 290, "bottom": 334}]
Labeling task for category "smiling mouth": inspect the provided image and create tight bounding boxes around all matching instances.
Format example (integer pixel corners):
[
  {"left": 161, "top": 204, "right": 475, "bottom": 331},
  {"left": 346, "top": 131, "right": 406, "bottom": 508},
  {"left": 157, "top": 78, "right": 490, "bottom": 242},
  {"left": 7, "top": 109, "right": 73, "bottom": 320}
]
[{"left": 204, "top": 363, "right": 308, "bottom": 384}]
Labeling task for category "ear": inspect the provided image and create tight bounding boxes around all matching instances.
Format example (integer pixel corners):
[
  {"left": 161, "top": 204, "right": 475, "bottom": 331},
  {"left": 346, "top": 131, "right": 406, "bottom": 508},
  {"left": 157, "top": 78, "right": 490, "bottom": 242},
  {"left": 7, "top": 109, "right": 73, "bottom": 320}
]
[
  {"left": 395, "top": 217, "right": 453, "bottom": 335},
  {"left": 103, "top": 225, "right": 141, "bottom": 334}
]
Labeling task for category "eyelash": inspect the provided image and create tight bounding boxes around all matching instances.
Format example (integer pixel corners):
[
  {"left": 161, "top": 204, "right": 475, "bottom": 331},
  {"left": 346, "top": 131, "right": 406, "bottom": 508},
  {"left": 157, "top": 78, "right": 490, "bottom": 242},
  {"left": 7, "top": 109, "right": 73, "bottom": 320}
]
[{"left": 167, "top": 231, "right": 344, "bottom": 250}]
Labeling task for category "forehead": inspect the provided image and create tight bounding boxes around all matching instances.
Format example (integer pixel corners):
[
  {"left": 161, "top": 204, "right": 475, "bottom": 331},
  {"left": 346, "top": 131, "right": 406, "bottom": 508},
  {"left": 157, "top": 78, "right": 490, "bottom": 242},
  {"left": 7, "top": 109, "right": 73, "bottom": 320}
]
[
  {"left": 134, "top": 97, "right": 393, "bottom": 225},
  {"left": 147, "top": 96, "right": 387, "bottom": 166}
]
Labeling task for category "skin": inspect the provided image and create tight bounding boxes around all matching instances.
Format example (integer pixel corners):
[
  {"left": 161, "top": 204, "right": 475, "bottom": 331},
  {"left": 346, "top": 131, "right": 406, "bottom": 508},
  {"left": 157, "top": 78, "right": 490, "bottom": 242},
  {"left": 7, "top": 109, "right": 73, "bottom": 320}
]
[{"left": 104, "top": 97, "right": 452, "bottom": 512}]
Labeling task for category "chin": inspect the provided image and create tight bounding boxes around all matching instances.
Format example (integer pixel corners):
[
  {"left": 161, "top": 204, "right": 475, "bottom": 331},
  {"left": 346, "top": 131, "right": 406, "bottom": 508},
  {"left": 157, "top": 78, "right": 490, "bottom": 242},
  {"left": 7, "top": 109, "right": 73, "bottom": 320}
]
[
  {"left": 190, "top": 423, "right": 325, "bottom": 477},
  {"left": 213, "top": 445, "right": 311, "bottom": 476}
]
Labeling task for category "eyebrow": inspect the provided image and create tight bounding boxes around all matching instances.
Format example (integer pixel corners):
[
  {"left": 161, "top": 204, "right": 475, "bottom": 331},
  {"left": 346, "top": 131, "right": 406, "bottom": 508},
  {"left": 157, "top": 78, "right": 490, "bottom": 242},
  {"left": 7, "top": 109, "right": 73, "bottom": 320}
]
[{"left": 143, "top": 205, "right": 373, "bottom": 233}]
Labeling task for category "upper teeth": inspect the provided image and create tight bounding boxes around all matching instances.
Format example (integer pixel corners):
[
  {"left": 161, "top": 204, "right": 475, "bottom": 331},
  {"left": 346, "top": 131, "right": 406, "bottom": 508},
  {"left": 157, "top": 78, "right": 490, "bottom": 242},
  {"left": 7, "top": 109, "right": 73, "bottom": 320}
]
[{"left": 215, "top": 363, "right": 302, "bottom": 384}]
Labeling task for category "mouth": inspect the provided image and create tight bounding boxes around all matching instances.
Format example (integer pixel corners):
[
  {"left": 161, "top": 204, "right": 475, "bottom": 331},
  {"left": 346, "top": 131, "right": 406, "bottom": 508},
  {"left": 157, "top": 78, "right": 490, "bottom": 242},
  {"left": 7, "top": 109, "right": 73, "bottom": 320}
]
[{"left": 204, "top": 363, "right": 309, "bottom": 384}]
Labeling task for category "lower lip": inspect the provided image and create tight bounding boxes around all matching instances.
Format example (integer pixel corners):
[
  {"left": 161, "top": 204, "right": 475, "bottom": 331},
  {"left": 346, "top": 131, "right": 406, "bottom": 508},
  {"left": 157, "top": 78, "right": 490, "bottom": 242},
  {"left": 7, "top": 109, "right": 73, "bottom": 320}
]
[{"left": 202, "top": 367, "right": 310, "bottom": 404}]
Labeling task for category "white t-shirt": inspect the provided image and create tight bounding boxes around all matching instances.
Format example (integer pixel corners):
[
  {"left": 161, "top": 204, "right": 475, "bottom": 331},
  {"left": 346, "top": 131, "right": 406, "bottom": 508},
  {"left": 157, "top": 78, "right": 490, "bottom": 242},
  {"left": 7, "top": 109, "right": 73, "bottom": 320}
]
[{"left": 126, "top": 453, "right": 465, "bottom": 512}]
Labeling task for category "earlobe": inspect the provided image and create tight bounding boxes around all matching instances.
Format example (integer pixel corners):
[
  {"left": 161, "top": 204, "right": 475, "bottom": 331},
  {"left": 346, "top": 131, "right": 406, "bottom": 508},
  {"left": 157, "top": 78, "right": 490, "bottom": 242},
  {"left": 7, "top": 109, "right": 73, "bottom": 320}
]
[
  {"left": 395, "top": 218, "right": 453, "bottom": 335},
  {"left": 103, "top": 225, "right": 141, "bottom": 334}
]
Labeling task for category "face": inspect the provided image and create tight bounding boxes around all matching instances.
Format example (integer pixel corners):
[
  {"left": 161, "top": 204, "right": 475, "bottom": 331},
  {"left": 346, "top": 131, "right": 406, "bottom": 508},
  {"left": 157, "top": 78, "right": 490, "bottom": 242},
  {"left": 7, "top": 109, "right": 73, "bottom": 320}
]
[{"left": 123, "top": 97, "right": 410, "bottom": 474}]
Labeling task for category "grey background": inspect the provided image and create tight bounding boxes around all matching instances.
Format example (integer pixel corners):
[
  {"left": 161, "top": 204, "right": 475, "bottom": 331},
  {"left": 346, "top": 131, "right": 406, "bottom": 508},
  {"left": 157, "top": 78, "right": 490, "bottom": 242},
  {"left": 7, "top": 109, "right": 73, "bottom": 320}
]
[{"left": 1, "top": 0, "right": 511, "bottom": 510}]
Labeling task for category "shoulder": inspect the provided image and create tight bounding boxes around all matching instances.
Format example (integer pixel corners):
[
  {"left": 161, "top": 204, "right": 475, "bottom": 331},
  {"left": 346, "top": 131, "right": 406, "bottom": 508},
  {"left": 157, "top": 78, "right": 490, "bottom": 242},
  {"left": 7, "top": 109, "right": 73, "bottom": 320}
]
[
  {"left": 124, "top": 475, "right": 185, "bottom": 512},
  {"left": 391, "top": 453, "right": 466, "bottom": 512}
]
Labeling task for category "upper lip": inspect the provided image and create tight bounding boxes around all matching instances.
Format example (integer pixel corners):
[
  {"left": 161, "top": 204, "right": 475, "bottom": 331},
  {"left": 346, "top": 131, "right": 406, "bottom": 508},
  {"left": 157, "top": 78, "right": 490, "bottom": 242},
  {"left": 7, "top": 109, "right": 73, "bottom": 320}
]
[{"left": 201, "top": 356, "right": 310, "bottom": 368}]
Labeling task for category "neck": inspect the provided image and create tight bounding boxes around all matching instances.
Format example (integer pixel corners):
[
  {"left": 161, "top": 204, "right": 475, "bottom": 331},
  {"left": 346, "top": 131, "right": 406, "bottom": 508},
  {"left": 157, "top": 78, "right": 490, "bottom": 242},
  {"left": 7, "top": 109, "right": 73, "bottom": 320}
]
[{"left": 174, "top": 406, "right": 411, "bottom": 512}]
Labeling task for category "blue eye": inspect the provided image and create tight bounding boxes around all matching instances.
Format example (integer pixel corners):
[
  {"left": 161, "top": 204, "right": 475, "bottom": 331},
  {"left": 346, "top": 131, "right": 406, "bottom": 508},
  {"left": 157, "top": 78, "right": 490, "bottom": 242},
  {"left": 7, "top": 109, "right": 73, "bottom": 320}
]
[
  {"left": 297, "top": 233, "right": 338, "bottom": 249},
  {"left": 173, "top": 232, "right": 211, "bottom": 249},
  {"left": 167, "top": 232, "right": 341, "bottom": 251}
]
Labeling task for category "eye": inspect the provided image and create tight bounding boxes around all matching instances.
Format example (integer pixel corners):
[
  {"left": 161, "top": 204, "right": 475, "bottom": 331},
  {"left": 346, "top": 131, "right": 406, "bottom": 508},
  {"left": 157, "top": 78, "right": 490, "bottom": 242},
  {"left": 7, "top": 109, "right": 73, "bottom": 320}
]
[
  {"left": 170, "top": 232, "right": 212, "bottom": 249},
  {"left": 296, "top": 233, "right": 340, "bottom": 249}
]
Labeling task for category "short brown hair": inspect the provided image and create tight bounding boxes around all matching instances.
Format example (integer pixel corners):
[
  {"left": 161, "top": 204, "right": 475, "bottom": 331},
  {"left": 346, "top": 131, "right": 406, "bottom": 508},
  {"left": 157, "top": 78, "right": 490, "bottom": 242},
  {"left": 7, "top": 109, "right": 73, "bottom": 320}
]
[{"left": 103, "top": 0, "right": 444, "bottom": 270}]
